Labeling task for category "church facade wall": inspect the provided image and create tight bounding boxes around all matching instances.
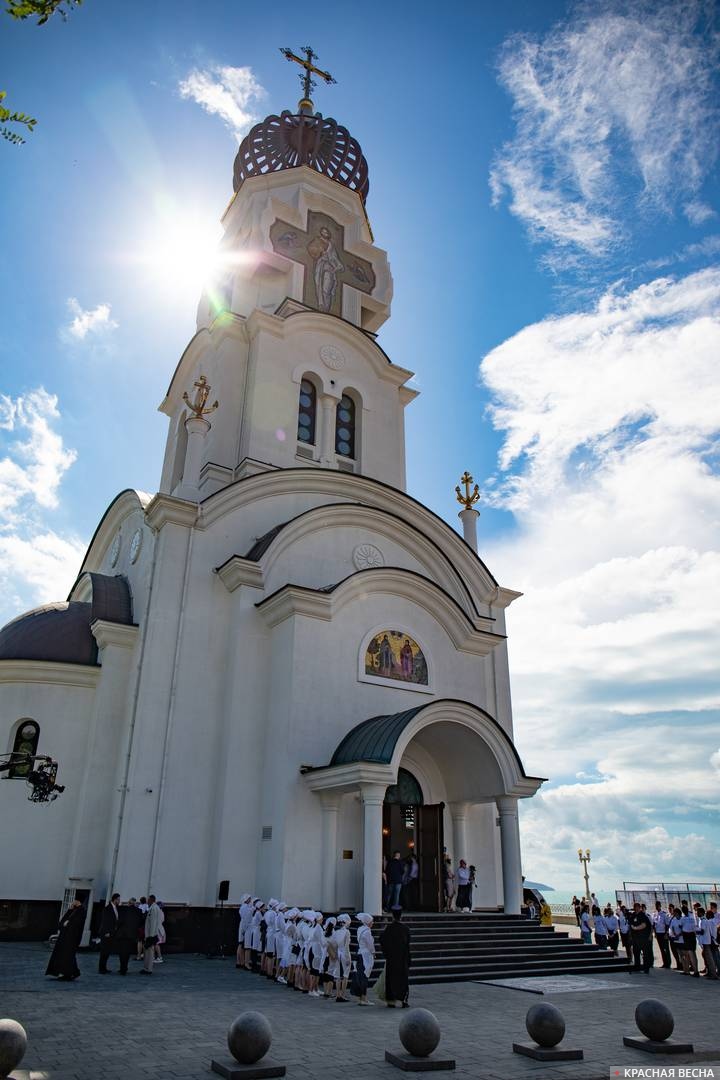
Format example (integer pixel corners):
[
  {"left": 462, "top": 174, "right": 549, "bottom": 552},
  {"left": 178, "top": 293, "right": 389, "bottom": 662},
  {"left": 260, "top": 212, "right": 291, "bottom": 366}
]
[{"left": 0, "top": 669, "right": 97, "bottom": 898}]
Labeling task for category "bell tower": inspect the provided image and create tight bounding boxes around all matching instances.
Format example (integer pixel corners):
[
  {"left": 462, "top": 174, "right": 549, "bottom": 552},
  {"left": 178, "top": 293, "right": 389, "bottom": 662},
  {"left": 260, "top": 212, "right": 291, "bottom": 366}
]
[{"left": 158, "top": 48, "right": 414, "bottom": 501}]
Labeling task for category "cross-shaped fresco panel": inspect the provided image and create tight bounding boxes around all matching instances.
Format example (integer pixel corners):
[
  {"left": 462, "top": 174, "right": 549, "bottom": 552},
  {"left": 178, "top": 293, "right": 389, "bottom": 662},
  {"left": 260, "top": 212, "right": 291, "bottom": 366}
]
[{"left": 270, "top": 211, "right": 375, "bottom": 317}]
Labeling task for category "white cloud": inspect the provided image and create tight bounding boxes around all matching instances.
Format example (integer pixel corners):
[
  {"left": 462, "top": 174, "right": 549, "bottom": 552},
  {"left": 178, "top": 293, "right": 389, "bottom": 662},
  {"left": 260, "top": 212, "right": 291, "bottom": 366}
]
[
  {"left": 479, "top": 268, "right": 720, "bottom": 889},
  {"left": 178, "top": 65, "right": 265, "bottom": 141},
  {"left": 0, "top": 389, "right": 84, "bottom": 626},
  {"left": 0, "top": 388, "right": 76, "bottom": 511},
  {"left": 684, "top": 200, "right": 716, "bottom": 226},
  {"left": 643, "top": 234, "right": 720, "bottom": 271},
  {"left": 62, "top": 297, "right": 118, "bottom": 342},
  {"left": 0, "top": 531, "right": 86, "bottom": 615},
  {"left": 490, "top": 1, "right": 719, "bottom": 260}
]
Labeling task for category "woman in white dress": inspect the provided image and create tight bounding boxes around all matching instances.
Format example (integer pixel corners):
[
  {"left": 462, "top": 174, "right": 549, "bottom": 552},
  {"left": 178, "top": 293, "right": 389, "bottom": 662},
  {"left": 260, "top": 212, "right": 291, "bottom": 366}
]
[
  {"left": 244, "top": 898, "right": 260, "bottom": 969},
  {"left": 236, "top": 893, "right": 252, "bottom": 969},
  {"left": 263, "top": 901, "right": 277, "bottom": 977},
  {"left": 250, "top": 901, "right": 264, "bottom": 968},
  {"left": 273, "top": 903, "right": 287, "bottom": 983},
  {"left": 355, "top": 912, "right": 375, "bottom": 1006},
  {"left": 331, "top": 913, "right": 352, "bottom": 1002},
  {"left": 282, "top": 908, "right": 299, "bottom": 987},
  {"left": 307, "top": 911, "right": 324, "bottom": 997},
  {"left": 321, "top": 916, "right": 337, "bottom": 998}
]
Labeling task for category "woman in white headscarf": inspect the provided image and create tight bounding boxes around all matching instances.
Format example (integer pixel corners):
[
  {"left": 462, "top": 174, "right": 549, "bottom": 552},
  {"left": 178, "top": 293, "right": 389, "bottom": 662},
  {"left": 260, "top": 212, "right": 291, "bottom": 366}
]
[
  {"left": 297, "top": 910, "right": 312, "bottom": 992},
  {"left": 307, "top": 911, "right": 324, "bottom": 997},
  {"left": 277, "top": 906, "right": 294, "bottom": 985},
  {"left": 320, "top": 916, "right": 337, "bottom": 998},
  {"left": 331, "top": 913, "right": 352, "bottom": 1002},
  {"left": 250, "top": 901, "right": 264, "bottom": 967},
  {"left": 355, "top": 913, "right": 375, "bottom": 1006},
  {"left": 236, "top": 893, "right": 252, "bottom": 969},
  {"left": 263, "top": 901, "right": 277, "bottom": 977},
  {"left": 274, "top": 903, "right": 287, "bottom": 982}
]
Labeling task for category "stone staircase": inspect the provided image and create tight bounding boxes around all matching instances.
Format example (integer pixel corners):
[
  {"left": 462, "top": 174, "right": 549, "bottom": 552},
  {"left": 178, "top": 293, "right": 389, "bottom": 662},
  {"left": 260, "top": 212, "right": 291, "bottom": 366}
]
[{"left": 355, "top": 913, "right": 629, "bottom": 985}]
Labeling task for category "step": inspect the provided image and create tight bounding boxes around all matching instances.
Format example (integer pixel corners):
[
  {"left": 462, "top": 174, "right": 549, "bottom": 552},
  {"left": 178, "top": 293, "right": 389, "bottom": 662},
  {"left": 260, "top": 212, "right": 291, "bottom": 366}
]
[{"left": 409, "top": 960, "right": 630, "bottom": 985}]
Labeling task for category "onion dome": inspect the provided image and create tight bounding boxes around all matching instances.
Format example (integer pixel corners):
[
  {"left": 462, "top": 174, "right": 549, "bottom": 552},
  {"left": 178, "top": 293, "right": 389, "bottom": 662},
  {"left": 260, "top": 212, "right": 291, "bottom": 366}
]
[
  {"left": 0, "top": 573, "right": 133, "bottom": 666},
  {"left": 233, "top": 109, "right": 369, "bottom": 203}
]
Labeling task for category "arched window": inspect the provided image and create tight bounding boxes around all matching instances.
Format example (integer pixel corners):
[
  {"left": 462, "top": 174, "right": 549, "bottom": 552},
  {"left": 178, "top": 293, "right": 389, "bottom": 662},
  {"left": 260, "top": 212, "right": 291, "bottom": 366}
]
[
  {"left": 335, "top": 393, "right": 356, "bottom": 459},
  {"left": 7, "top": 720, "right": 39, "bottom": 779},
  {"left": 297, "top": 378, "right": 317, "bottom": 445}
]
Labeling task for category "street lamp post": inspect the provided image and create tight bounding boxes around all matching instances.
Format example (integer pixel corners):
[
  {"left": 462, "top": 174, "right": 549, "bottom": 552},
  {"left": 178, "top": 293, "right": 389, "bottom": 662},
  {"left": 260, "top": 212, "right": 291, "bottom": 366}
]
[{"left": 578, "top": 848, "right": 591, "bottom": 904}]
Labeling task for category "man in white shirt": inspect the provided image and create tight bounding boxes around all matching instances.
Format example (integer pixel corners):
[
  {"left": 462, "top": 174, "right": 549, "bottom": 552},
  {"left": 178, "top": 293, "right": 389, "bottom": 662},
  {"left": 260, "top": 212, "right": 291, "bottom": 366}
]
[
  {"left": 696, "top": 907, "right": 718, "bottom": 980},
  {"left": 679, "top": 902, "right": 699, "bottom": 977},
  {"left": 652, "top": 901, "right": 672, "bottom": 969},
  {"left": 141, "top": 895, "right": 162, "bottom": 975},
  {"left": 708, "top": 902, "right": 719, "bottom": 971}
]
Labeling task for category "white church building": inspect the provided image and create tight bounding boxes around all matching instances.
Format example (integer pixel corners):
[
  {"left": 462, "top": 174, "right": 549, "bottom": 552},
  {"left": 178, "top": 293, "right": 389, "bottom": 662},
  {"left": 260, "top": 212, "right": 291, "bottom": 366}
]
[{"left": 0, "top": 75, "right": 543, "bottom": 928}]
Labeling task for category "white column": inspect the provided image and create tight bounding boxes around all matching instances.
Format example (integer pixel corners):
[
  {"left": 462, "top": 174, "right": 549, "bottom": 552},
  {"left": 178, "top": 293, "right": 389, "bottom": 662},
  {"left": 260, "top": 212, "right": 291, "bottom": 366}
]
[
  {"left": 450, "top": 801, "right": 471, "bottom": 863},
  {"left": 458, "top": 507, "right": 480, "bottom": 552},
  {"left": 175, "top": 415, "right": 211, "bottom": 500},
  {"left": 497, "top": 796, "right": 523, "bottom": 914},
  {"left": 360, "top": 783, "right": 386, "bottom": 916},
  {"left": 319, "top": 394, "right": 337, "bottom": 466},
  {"left": 320, "top": 794, "right": 340, "bottom": 912}
]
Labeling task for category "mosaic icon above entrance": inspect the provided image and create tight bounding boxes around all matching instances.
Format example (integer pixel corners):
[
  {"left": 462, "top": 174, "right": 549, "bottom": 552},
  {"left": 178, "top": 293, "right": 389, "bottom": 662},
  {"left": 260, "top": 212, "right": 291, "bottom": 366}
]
[{"left": 365, "top": 629, "right": 428, "bottom": 685}]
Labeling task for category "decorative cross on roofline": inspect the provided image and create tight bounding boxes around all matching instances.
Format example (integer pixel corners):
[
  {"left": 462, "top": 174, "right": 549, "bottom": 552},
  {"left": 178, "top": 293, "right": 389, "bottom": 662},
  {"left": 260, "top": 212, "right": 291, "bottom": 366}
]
[
  {"left": 280, "top": 45, "right": 336, "bottom": 108},
  {"left": 455, "top": 471, "right": 480, "bottom": 510}
]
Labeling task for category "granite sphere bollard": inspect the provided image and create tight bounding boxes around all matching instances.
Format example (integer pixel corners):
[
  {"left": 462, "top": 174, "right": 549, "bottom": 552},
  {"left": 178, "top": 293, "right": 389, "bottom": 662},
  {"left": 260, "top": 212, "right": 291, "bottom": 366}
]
[
  {"left": 227, "top": 1012, "right": 272, "bottom": 1066},
  {"left": 0, "top": 1019, "right": 27, "bottom": 1080},
  {"left": 635, "top": 1000, "right": 674, "bottom": 1043},
  {"left": 526, "top": 1003, "right": 566, "bottom": 1049},
  {"left": 398, "top": 1008, "right": 441, "bottom": 1058}
]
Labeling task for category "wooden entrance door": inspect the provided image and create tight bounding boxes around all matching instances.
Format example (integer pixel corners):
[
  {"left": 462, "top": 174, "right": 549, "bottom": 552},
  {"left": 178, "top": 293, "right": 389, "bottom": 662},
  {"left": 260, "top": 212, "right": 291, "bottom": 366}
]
[{"left": 417, "top": 803, "right": 444, "bottom": 912}]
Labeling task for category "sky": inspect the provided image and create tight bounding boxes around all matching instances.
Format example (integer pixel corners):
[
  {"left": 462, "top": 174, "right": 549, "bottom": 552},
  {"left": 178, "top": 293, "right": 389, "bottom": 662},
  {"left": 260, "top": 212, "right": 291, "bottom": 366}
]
[{"left": 1, "top": 0, "right": 719, "bottom": 895}]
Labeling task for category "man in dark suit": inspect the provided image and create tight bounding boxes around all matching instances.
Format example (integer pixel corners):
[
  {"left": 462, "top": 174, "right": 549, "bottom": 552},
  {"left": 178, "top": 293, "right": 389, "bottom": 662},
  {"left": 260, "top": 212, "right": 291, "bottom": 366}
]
[
  {"left": 98, "top": 893, "right": 121, "bottom": 974},
  {"left": 115, "top": 899, "right": 143, "bottom": 975}
]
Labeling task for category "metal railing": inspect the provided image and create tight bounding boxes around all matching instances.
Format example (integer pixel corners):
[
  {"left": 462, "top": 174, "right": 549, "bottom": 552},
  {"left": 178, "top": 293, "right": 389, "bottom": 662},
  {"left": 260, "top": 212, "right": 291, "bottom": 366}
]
[{"left": 617, "top": 881, "right": 719, "bottom": 909}]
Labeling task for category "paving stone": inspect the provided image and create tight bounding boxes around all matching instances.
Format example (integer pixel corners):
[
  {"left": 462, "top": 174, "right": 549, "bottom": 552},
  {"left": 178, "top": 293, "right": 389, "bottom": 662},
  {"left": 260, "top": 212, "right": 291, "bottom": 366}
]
[{"left": 1, "top": 942, "right": 720, "bottom": 1080}]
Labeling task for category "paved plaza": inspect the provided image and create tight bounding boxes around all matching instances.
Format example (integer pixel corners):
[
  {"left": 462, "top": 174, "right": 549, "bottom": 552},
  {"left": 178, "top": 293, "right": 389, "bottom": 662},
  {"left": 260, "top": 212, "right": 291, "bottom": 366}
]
[{"left": 1, "top": 941, "right": 719, "bottom": 1080}]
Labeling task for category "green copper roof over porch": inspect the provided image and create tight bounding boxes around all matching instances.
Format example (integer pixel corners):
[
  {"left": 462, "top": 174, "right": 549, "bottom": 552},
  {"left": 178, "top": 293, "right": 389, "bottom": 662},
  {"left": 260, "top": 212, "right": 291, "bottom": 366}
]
[
  {"left": 330, "top": 706, "right": 426, "bottom": 766},
  {"left": 328, "top": 699, "right": 534, "bottom": 779}
]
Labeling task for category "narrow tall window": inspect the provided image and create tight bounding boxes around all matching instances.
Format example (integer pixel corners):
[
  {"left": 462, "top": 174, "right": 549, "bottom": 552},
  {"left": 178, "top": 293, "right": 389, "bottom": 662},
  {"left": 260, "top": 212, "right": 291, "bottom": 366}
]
[
  {"left": 8, "top": 720, "right": 39, "bottom": 779},
  {"left": 335, "top": 394, "right": 356, "bottom": 459},
  {"left": 297, "top": 379, "right": 317, "bottom": 445}
]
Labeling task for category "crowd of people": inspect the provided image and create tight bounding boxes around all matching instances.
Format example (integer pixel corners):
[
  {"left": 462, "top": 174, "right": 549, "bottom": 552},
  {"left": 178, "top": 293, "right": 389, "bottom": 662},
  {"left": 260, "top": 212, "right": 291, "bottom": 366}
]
[
  {"left": 45, "top": 894, "right": 166, "bottom": 980},
  {"left": 236, "top": 895, "right": 412, "bottom": 1007},
  {"left": 571, "top": 895, "right": 720, "bottom": 979}
]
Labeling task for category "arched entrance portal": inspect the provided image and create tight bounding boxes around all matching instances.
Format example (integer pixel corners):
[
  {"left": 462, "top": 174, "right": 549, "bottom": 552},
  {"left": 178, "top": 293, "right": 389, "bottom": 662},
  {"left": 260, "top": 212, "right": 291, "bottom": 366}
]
[
  {"left": 383, "top": 768, "right": 443, "bottom": 911},
  {"left": 305, "top": 699, "right": 544, "bottom": 916}
]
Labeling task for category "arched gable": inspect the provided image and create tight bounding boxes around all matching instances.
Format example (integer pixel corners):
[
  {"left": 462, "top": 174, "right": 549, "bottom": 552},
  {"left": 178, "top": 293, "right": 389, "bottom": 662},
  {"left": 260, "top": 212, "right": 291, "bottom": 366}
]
[
  {"left": 243, "top": 502, "right": 480, "bottom": 618},
  {"left": 255, "top": 566, "right": 502, "bottom": 655},
  {"left": 203, "top": 468, "right": 510, "bottom": 609},
  {"left": 73, "top": 489, "right": 152, "bottom": 582}
]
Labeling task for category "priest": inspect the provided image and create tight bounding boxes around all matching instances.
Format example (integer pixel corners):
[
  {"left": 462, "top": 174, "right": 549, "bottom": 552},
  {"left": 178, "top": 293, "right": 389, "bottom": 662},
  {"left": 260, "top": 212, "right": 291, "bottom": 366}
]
[{"left": 379, "top": 907, "right": 411, "bottom": 1008}]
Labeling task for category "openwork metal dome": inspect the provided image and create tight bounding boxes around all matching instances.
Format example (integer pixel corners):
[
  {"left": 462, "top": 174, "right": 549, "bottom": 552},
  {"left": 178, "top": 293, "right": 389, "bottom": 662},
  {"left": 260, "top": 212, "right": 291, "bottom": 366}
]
[{"left": 233, "top": 110, "right": 369, "bottom": 203}]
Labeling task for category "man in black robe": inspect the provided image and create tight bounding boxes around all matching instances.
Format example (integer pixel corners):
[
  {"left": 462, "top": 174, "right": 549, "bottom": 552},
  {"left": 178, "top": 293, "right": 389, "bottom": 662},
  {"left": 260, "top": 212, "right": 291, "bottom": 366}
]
[
  {"left": 98, "top": 893, "right": 121, "bottom": 974},
  {"left": 116, "top": 899, "right": 143, "bottom": 975},
  {"left": 46, "top": 900, "right": 85, "bottom": 980},
  {"left": 380, "top": 907, "right": 411, "bottom": 1007}
]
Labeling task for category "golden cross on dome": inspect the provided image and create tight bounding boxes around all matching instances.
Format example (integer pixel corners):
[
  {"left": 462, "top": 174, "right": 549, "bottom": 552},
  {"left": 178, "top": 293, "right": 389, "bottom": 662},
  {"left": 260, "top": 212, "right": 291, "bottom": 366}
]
[
  {"left": 280, "top": 45, "right": 336, "bottom": 109},
  {"left": 455, "top": 471, "right": 480, "bottom": 510}
]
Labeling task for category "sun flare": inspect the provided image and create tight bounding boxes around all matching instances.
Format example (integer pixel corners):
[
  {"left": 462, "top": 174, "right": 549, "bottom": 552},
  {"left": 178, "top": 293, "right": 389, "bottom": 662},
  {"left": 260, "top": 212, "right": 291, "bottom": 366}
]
[{"left": 134, "top": 212, "right": 225, "bottom": 300}]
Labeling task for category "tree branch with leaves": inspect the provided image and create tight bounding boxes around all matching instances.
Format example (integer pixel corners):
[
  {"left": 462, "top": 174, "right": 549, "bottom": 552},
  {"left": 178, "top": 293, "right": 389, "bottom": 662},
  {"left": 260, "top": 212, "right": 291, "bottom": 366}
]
[{"left": 2, "top": 0, "right": 84, "bottom": 145}]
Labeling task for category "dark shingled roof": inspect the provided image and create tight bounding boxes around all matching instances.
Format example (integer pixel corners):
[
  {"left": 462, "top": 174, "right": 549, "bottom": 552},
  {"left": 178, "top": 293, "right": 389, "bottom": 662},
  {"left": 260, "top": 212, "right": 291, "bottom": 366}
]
[{"left": 0, "top": 574, "right": 133, "bottom": 666}]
